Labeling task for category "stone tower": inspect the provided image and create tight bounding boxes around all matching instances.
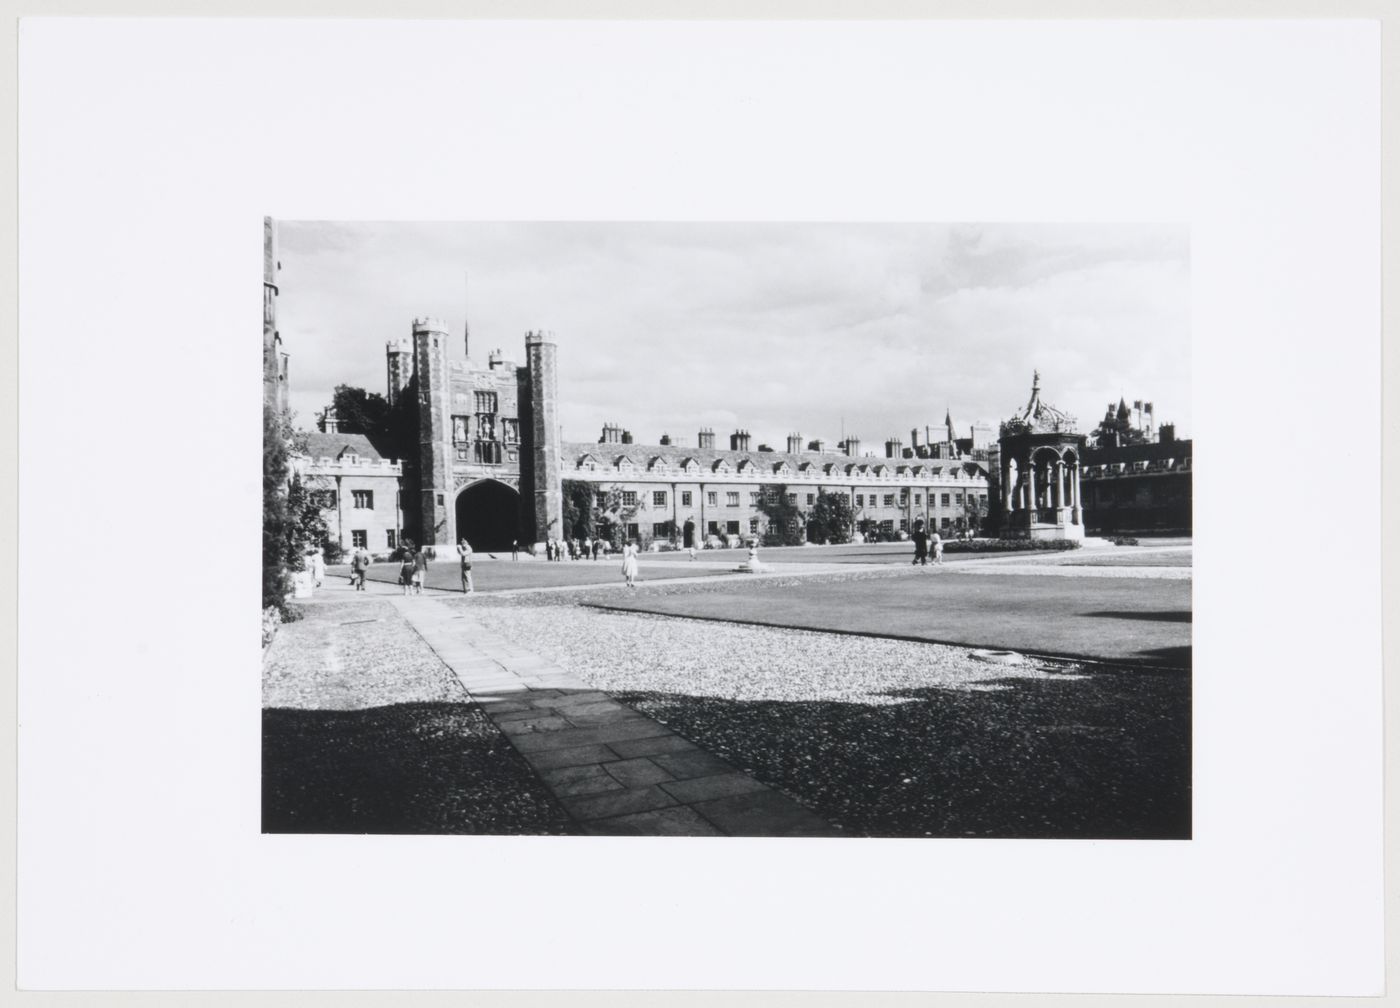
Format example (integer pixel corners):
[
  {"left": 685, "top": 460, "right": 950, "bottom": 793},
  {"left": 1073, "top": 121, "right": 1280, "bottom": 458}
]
[
  {"left": 525, "top": 330, "right": 562, "bottom": 543},
  {"left": 413, "top": 317, "right": 454, "bottom": 546},
  {"left": 385, "top": 337, "right": 413, "bottom": 406},
  {"left": 262, "top": 217, "right": 287, "bottom": 414}
]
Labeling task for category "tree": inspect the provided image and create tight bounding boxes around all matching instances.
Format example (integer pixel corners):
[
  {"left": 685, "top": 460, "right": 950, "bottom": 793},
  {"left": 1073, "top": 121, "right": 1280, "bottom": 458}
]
[
  {"left": 263, "top": 402, "right": 293, "bottom": 612},
  {"left": 263, "top": 405, "right": 340, "bottom": 616},
  {"left": 329, "top": 385, "right": 390, "bottom": 435},
  {"left": 562, "top": 479, "right": 598, "bottom": 541},
  {"left": 755, "top": 483, "right": 805, "bottom": 546},
  {"left": 806, "top": 490, "right": 854, "bottom": 545},
  {"left": 594, "top": 485, "right": 641, "bottom": 549},
  {"left": 284, "top": 473, "right": 333, "bottom": 566},
  {"left": 329, "top": 384, "right": 416, "bottom": 460},
  {"left": 962, "top": 494, "right": 987, "bottom": 537}
]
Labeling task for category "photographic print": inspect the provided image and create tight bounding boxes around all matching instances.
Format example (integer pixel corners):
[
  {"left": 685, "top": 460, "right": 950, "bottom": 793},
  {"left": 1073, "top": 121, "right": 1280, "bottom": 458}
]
[
  {"left": 261, "top": 220, "right": 1192, "bottom": 839},
  {"left": 22, "top": 13, "right": 1383, "bottom": 994}
]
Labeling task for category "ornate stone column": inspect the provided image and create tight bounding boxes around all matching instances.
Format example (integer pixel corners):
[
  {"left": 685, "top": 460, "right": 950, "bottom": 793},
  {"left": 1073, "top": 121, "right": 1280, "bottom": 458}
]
[
  {"left": 1026, "top": 462, "right": 1037, "bottom": 522},
  {"left": 1055, "top": 459, "right": 1065, "bottom": 511}
]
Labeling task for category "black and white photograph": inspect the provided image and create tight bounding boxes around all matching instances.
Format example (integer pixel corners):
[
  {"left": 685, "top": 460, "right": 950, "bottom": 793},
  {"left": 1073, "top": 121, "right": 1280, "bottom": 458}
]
[
  {"left": 262, "top": 220, "right": 1192, "bottom": 839},
  {"left": 20, "top": 14, "right": 1384, "bottom": 997}
]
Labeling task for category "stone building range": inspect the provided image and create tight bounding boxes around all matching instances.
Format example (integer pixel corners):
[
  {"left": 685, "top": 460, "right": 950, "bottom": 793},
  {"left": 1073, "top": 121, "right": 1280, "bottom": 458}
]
[
  {"left": 310, "top": 312, "right": 1190, "bottom": 550},
  {"left": 371, "top": 316, "right": 1004, "bottom": 551}
]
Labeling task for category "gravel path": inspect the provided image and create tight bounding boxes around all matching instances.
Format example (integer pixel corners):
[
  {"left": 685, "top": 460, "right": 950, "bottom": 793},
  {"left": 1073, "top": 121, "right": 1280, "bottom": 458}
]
[
  {"left": 462, "top": 601, "right": 1191, "bottom": 838},
  {"left": 466, "top": 603, "right": 1084, "bottom": 703},
  {"left": 262, "top": 599, "right": 576, "bottom": 835},
  {"left": 263, "top": 600, "right": 463, "bottom": 709}
]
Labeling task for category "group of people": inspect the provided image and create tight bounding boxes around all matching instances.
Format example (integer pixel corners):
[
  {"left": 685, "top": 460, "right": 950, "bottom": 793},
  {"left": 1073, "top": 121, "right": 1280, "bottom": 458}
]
[
  {"left": 544, "top": 537, "right": 610, "bottom": 561},
  {"left": 338, "top": 535, "right": 648, "bottom": 594},
  {"left": 396, "top": 546, "right": 431, "bottom": 595},
  {"left": 910, "top": 524, "right": 944, "bottom": 566}
]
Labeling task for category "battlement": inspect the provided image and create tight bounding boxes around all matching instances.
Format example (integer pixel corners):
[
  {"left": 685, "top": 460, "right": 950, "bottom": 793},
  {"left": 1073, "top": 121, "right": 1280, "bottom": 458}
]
[
  {"left": 386, "top": 337, "right": 413, "bottom": 353},
  {"left": 524, "top": 329, "right": 557, "bottom": 344},
  {"left": 412, "top": 317, "right": 449, "bottom": 334},
  {"left": 305, "top": 456, "right": 403, "bottom": 472}
]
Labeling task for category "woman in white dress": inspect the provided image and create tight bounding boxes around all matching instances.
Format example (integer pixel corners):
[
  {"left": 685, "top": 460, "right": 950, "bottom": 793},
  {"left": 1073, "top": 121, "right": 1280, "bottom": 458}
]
[{"left": 621, "top": 540, "right": 639, "bottom": 589}]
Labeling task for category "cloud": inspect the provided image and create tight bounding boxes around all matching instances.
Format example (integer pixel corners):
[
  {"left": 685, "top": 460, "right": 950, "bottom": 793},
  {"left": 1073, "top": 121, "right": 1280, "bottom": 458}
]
[{"left": 277, "top": 222, "right": 1190, "bottom": 444}]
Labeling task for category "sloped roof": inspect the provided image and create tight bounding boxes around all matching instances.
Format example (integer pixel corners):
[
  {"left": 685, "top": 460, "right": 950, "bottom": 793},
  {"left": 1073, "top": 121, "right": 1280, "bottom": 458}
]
[
  {"left": 300, "top": 431, "right": 385, "bottom": 462},
  {"left": 561, "top": 439, "right": 987, "bottom": 480}
]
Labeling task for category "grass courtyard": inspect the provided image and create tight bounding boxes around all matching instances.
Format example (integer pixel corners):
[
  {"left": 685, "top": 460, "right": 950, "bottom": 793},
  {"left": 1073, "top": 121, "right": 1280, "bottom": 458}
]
[
  {"left": 596, "top": 567, "right": 1191, "bottom": 667},
  {"left": 271, "top": 544, "right": 1192, "bottom": 837}
]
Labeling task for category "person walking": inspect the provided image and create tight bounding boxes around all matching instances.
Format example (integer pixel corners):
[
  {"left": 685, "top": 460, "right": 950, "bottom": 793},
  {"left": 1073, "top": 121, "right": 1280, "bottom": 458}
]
[
  {"left": 411, "top": 545, "right": 429, "bottom": 595},
  {"left": 931, "top": 529, "right": 944, "bottom": 565},
  {"left": 351, "top": 544, "right": 372, "bottom": 590},
  {"left": 511, "top": 539, "right": 519, "bottom": 561},
  {"left": 309, "top": 546, "right": 325, "bottom": 588},
  {"left": 398, "top": 550, "right": 415, "bottom": 596},
  {"left": 621, "top": 540, "right": 639, "bottom": 589},
  {"left": 456, "top": 537, "right": 474, "bottom": 593},
  {"left": 911, "top": 524, "right": 929, "bottom": 566},
  {"left": 592, "top": 538, "right": 601, "bottom": 561}
]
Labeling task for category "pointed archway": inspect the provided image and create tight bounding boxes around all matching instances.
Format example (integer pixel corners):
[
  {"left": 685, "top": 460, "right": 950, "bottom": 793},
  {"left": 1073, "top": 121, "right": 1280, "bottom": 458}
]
[{"left": 455, "top": 479, "right": 522, "bottom": 551}]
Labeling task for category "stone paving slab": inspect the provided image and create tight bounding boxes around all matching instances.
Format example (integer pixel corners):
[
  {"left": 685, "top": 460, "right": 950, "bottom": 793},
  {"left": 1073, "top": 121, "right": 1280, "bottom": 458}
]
[
  {"left": 649, "top": 749, "right": 737, "bottom": 780},
  {"left": 660, "top": 772, "right": 770, "bottom": 805},
  {"left": 689, "top": 789, "right": 836, "bottom": 837},
  {"left": 604, "top": 756, "right": 676, "bottom": 788},
  {"left": 585, "top": 805, "right": 724, "bottom": 837},
  {"left": 523, "top": 744, "right": 620, "bottom": 771},
  {"left": 542, "top": 765, "right": 625, "bottom": 798},
  {"left": 390, "top": 596, "right": 839, "bottom": 837},
  {"left": 558, "top": 783, "right": 679, "bottom": 821},
  {"left": 605, "top": 734, "right": 698, "bottom": 759}
]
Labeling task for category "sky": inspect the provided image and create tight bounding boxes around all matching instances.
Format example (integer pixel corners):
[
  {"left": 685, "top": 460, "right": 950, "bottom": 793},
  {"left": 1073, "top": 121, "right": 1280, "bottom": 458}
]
[{"left": 275, "top": 222, "right": 1190, "bottom": 451}]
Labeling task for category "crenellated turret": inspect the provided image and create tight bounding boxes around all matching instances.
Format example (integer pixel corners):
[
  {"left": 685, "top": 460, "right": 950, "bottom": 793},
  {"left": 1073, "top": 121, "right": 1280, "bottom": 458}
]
[{"left": 385, "top": 337, "right": 413, "bottom": 406}]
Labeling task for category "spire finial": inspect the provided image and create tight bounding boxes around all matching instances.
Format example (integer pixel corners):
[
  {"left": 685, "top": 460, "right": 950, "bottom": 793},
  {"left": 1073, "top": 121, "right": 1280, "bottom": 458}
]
[{"left": 1032, "top": 369, "right": 1040, "bottom": 391}]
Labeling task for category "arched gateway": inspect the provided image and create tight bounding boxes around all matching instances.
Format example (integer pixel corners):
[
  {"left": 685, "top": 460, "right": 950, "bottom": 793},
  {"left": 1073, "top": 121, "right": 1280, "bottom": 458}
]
[{"left": 455, "top": 479, "right": 522, "bottom": 551}]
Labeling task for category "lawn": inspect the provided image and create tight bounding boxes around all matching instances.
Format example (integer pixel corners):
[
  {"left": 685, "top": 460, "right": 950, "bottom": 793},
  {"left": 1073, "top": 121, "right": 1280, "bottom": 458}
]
[
  {"left": 1058, "top": 552, "right": 1193, "bottom": 568},
  {"left": 594, "top": 568, "right": 1191, "bottom": 667}
]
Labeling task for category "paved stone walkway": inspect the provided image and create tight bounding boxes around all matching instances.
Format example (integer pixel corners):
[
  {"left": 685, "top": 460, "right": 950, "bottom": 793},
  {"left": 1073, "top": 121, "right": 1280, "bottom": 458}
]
[{"left": 388, "top": 596, "right": 837, "bottom": 837}]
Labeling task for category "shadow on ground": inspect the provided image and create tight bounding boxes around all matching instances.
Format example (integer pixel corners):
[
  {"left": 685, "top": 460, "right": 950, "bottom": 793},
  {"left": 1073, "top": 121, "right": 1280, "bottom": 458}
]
[
  {"left": 263, "top": 676, "right": 1190, "bottom": 839},
  {"left": 1081, "top": 610, "right": 1192, "bottom": 623},
  {"left": 262, "top": 702, "right": 578, "bottom": 835},
  {"left": 614, "top": 668, "right": 1191, "bottom": 839}
]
